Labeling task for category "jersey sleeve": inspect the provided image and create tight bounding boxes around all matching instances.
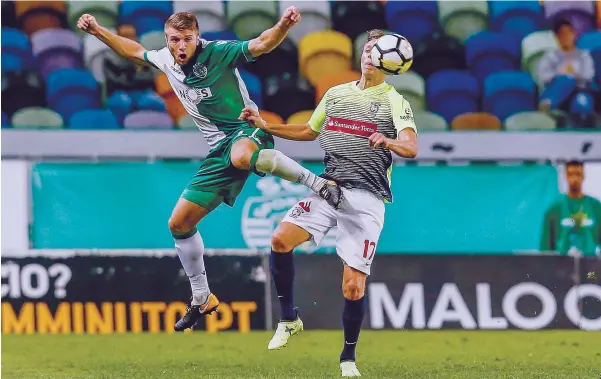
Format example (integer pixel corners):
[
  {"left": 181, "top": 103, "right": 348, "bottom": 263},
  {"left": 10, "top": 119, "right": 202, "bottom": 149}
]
[
  {"left": 307, "top": 92, "right": 328, "bottom": 133},
  {"left": 389, "top": 91, "right": 417, "bottom": 136},
  {"left": 143, "top": 48, "right": 167, "bottom": 71},
  {"left": 213, "top": 40, "right": 256, "bottom": 68}
]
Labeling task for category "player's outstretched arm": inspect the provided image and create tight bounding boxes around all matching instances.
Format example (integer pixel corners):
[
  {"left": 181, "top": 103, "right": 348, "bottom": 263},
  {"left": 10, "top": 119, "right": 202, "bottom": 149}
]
[
  {"left": 77, "top": 14, "right": 146, "bottom": 64},
  {"left": 247, "top": 6, "right": 301, "bottom": 58},
  {"left": 239, "top": 108, "right": 318, "bottom": 141},
  {"left": 369, "top": 129, "right": 418, "bottom": 159}
]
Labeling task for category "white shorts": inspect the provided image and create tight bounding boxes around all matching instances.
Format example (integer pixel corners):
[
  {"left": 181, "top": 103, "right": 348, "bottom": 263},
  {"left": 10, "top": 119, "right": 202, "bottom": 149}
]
[{"left": 281, "top": 187, "right": 385, "bottom": 275}]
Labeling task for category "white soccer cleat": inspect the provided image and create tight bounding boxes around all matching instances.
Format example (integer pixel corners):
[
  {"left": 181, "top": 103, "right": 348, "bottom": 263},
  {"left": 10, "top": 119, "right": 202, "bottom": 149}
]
[
  {"left": 267, "top": 317, "right": 303, "bottom": 350},
  {"left": 340, "top": 361, "right": 361, "bottom": 377}
]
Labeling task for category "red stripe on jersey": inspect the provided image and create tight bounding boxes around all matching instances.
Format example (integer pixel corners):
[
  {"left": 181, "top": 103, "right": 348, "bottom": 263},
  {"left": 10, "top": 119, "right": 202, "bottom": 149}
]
[{"left": 325, "top": 116, "right": 376, "bottom": 137}]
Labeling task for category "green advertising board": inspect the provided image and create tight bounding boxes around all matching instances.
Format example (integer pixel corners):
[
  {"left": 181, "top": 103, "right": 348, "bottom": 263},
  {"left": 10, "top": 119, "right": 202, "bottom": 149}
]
[{"left": 31, "top": 162, "right": 560, "bottom": 253}]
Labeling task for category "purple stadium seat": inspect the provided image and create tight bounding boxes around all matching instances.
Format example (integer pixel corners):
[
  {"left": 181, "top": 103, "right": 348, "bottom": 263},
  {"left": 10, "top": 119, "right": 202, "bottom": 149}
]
[
  {"left": 31, "top": 28, "right": 83, "bottom": 79},
  {"left": 123, "top": 110, "right": 174, "bottom": 129},
  {"left": 544, "top": 1, "right": 595, "bottom": 37}
]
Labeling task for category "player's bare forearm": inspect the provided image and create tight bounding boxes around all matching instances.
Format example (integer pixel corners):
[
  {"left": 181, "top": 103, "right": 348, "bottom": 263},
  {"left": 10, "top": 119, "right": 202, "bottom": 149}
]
[
  {"left": 248, "top": 6, "right": 300, "bottom": 57},
  {"left": 262, "top": 123, "right": 318, "bottom": 141},
  {"left": 93, "top": 25, "right": 146, "bottom": 64},
  {"left": 386, "top": 138, "right": 418, "bottom": 158}
]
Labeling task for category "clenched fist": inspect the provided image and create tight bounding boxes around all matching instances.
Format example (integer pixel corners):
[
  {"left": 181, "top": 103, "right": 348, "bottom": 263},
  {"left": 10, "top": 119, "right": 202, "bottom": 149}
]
[
  {"left": 77, "top": 14, "right": 100, "bottom": 35},
  {"left": 278, "top": 6, "right": 301, "bottom": 30},
  {"left": 238, "top": 107, "right": 266, "bottom": 129}
]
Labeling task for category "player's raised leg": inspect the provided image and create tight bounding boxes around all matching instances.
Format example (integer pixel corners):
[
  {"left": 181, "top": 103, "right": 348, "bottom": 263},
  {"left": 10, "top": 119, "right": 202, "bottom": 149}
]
[
  {"left": 169, "top": 197, "right": 220, "bottom": 331},
  {"left": 339, "top": 265, "right": 367, "bottom": 377},
  {"left": 267, "top": 222, "right": 310, "bottom": 349}
]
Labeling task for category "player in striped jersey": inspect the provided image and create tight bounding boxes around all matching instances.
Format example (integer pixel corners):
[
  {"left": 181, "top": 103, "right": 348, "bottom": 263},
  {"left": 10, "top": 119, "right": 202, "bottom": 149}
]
[{"left": 240, "top": 29, "right": 418, "bottom": 377}]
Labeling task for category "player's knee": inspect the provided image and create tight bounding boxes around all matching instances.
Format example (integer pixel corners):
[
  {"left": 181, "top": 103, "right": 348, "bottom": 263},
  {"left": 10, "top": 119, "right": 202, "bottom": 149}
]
[
  {"left": 342, "top": 278, "right": 365, "bottom": 300},
  {"left": 168, "top": 216, "right": 193, "bottom": 234},
  {"left": 271, "top": 231, "right": 294, "bottom": 253},
  {"left": 230, "top": 150, "right": 252, "bottom": 170}
]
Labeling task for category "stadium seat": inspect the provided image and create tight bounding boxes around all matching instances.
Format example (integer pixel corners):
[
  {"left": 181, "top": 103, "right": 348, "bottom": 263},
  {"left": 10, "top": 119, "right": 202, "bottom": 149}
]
[
  {"left": 451, "top": 112, "right": 502, "bottom": 131},
  {"left": 544, "top": 1, "right": 595, "bottom": 37},
  {"left": 413, "top": 111, "right": 448, "bottom": 131},
  {"left": 202, "top": 30, "right": 239, "bottom": 42},
  {"left": 465, "top": 31, "right": 521, "bottom": 81},
  {"left": 46, "top": 68, "right": 101, "bottom": 121},
  {"left": 316, "top": 70, "right": 361, "bottom": 103},
  {"left": 140, "top": 31, "right": 165, "bottom": 51},
  {"left": 386, "top": 71, "right": 426, "bottom": 112},
  {"left": 299, "top": 30, "right": 353, "bottom": 86},
  {"left": 68, "top": 1, "right": 118, "bottom": 33},
  {"left": 259, "top": 110, "right": 285, "bottom": 125},
  {"left": 11, "top": 107, "right": 63, "bottom": 129},
  {"left": 331, "top": 1, "right": 386, "bottom": 42},
  {"left": 1, "top": 27, "right": 33, "bottom": 73},
  {"left": 155, "top": 73, "right": 187, "bottom": 122},
  {"left": 226, "top": 1, "right": 278, "bottom": 41},
  {"left": 31, "top": 28, "right": 83, "bottom": 79},
  {"left": 262, "top": 73, "right": 315, "bottom": 120},
  {"left": 2, "top": 111, "right": 10, "bottom": 128},
  {"left": 489, "top": 1, "right": 544, "bottom": 40},
  {"left": 504, "top": 110, "right": 557, "bottom": 131},
  {"left": 598, "top": 1, "right": 601, "bottom": 29},
  {"left": 521, "top": 30, "right": 559, "bottom": 84},
  {"left": 1, "top": 71, "right": 46, "bottom": 117},
  {"left": 483, "top": 71, "right": 537, "bottom": 122},
  {"left": 2, "top": 1, "right": 17, "bottom": 29},
  {"left": 177, "top": 114, "right": 197, "bottom": 130},
  {"left": 244, "top": 38, "right": 298, "bottom": 80},
  {"left": 123, "top": 110, "right": 174, "bottom": 129},
  {"left": 119, "top": 1, "right": 173, "bottom": 36},
  {"left": 286, "top": 110, "right": 314, "bottom": 125},
  {"left": 438, "top": 0, "right": 489, "bottom": 42},
  {"left": 83, "top": 32, "right": 115, "bottom": 84},
  {"left": 577, "top": 30, "right": 601, "bottom": 53},
  {"left": 385, "top": 1, "right": 440, "bottom": 44},
  {"left": 412, "top": 32, "right": 466, "bottom": 81},
  {"left": 15, "top": 1, "right": 67, "bottom": 36},
  {"left": 280, "top": 1, "right": 331, "bottom": 45},
  {"left": 68, "top": 109, "right": 120, "bottom": 130},
  {"left": 426, "top": 70, "right": 480, "bottom": 123},
  {"left": 173, "top": 1, "right": 225, "bottom": 34},
  {"left": 238, "top": 70, "right": 263, "bottom": 109}
]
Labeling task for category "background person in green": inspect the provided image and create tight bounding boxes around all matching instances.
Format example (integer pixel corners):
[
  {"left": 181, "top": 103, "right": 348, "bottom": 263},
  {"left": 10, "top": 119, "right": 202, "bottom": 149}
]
[
  {"left": 77, "top": 7, "right": 343, "bottom": 332},
  {"left": 540, "top": 160, "right": 601, "bottom": 256}
]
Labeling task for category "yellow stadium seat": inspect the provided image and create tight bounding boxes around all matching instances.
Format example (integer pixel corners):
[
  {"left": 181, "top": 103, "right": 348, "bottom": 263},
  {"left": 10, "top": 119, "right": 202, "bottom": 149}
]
[
  {"left": 299, "top": 30, "right": 353, "bottom": 86},
  {"left": 286, "top": 110, "right": 314, "bottom": 125},
  {"left": 451, "top": 112, "right": 501, "bottom": 131},
  {"left": 16, "top": 1, "right": 67, "bottom": 36},
  {"left": 260, "top": 110, "right": 284, "bottom": 125},
  {"left": 315, "top": 70, "right": 361, "bottom": 103}
]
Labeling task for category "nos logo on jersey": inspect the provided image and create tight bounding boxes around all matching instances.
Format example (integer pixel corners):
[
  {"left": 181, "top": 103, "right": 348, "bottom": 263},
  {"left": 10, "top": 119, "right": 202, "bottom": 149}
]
[{"left": 177, "top": 87, "right": 213, "bottom": 105}]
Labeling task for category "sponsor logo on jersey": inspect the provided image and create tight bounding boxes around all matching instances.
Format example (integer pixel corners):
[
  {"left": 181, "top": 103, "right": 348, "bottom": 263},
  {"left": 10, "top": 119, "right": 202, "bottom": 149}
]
[
  {"left": 325, "top": 116, "right": 377, "bottom": 137},
  {"left": 177, "top": 87, "right": 213, "bottom": 105},
  {"left": 193, "top": 63, "right": 208, "bottom": 79},
  {"left": 169, "top": 65, "right": 184, "bottom": 75},
  {"left": 289, "top": 201, "right": 312, "bottom": 219},
  {"left": 399, "top": 107, "right": 414, "bottom": 122}
]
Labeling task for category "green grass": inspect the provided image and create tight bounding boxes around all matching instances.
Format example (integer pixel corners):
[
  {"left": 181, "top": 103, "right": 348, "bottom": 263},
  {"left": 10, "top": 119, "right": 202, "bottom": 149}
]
[{"left": 2, "top": 331, "right": 600, "bottom": 379}]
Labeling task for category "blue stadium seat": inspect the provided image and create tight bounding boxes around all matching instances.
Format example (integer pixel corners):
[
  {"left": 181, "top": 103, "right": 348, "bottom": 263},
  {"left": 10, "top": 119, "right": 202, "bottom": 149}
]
[
  {"left": 577, "top": 30, "right": 601, "bottom": 53},
  {"left": 68, "top": 109, "right": 120, "bottom": 130},
  {"left": 426, "top": 70, "right": 480, "bottom": 123},
  {"left": 484, "top": 71, "right": 536, "bottom": 122},
  {"left": 1, "top": 27, "right": 33, "bottom": 73},
  {"left": 466, "top": 31, "right": 521, "bottom": 81},
  {"left": 238, "top": 70, "right": 263, "bottom": 109},
  {"left": 489, "top": 1, "right": 544, "bottom": 40},
  {"left": 385, "top": 1, "right": 440, "bottom": 44},
  {"left": 201, "top": 30, "right": 239, "bottom": 42},
  {"left": 46, "top": 69, "right": 101, "bottom": 121},
  {"left": 119, "top": 1, "right": 173, "bottom": 35},
  {"left": 2, "top": 111, "right": 10, "bottom": 128}
]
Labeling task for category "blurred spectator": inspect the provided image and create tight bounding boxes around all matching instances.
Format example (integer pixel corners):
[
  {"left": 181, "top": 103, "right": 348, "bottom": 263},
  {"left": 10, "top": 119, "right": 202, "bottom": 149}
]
[
  {"left": 538, "top": 19, "right": 597, "bottom": 128},
  {"left": 103, "top": 24, "right": 164, "bottom": 122},
  {"left": 540, "top": 160, "right": 601, "bottom": 257}
]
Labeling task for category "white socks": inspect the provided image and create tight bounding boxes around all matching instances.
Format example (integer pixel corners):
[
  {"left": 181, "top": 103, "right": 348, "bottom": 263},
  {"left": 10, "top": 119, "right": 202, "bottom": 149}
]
[
  {"left": 255, "top": 149, "right": 327, "bottom": 193},
  {"left": 174, "top": 230, "right": 210, "bottom": 306}
]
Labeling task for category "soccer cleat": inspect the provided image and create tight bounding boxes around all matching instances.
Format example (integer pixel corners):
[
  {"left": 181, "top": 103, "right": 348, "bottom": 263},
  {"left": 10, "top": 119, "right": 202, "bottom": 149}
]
[
  {"left": 318, "top": 180, "right": 344, "bottom": 209},
  {"left": 340, "top": 361, "right": 361, "bottom": 377},
  {"left": 267, "top": 316, "right": 303, "bottom": 350},
  {"left": 174, "top": 293, "right": 220, "bottom": 332}
]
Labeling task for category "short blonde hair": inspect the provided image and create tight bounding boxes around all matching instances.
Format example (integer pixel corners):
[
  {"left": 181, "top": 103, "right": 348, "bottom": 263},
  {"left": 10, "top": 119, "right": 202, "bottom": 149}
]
[
  {"left": 367, "top": 29, "right": 386, "bottom": 42},
  {"left": 165, "top": 12, "right": 199, "bottom": 32}
]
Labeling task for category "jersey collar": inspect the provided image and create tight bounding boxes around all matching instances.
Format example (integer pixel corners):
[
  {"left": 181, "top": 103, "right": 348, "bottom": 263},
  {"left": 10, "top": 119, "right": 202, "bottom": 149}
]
[{"left": 351, "top": 80, "right": 389, "bottom": 94}]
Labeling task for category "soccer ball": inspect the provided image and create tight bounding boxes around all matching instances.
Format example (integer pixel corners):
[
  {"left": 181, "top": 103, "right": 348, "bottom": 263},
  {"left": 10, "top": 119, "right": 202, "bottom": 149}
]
[{"left": 370, "top": 33, "right": 413, "bottom": 75}]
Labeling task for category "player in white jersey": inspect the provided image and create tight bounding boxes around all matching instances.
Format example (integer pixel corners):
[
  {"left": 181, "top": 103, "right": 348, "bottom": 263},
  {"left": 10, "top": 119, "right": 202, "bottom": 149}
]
[
  {"left": 78, "top": 8, "right": 344, "bottom": 332},
  {"left": 240, "top": 29, "right": 418, "bottom": 377}
]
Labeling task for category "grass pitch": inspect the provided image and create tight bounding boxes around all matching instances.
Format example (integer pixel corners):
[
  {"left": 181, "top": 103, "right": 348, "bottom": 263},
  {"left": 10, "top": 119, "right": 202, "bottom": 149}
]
[{"left": 2, "top": 330, "right": 600, "bottom": 379}]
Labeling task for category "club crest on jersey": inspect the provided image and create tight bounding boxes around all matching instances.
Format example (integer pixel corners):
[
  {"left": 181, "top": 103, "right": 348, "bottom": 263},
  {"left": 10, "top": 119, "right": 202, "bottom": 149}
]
[
  {"left": 193, "top": 63, "right": 208, "bottom": 79},
  {"left": 370, "top": 102, "right": 380, "bottom": 115}
]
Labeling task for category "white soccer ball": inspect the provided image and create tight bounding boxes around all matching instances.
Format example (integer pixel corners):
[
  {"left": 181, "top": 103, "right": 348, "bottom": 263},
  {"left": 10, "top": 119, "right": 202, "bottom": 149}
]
[{"left": 370, "top": 33, "right": 414, "bottom": 75}]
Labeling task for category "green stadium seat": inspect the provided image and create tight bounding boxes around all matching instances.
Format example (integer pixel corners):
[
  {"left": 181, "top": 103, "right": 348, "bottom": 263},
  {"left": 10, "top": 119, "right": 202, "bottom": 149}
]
[
  {"left": 177, "top": 115, "right": 197, "bottom": 130},
  {"left": 140, "top": 31, "right": 165, "bottom": 51},
  {"left": 438, "top": 1, "right": 489, "bottom": 43},
  {"left": 414, "top": 111, "right": 448, "bottom": 131},
  {"left": 11, "top": 107, "right": 63, "bottom": 129},
  {"left": 521, "top": 30, "right": 559, "bottom": 85},
  {"left": 386, "top": 71, "right": 426, "bottom": 112},
  {"left": 504, "top": 111, "right": 557, "bottom": 131},
  {"left": 68, "top": 1, "right": 118, "bottom": 33},
  {"left": 227, "top": 1, "right": 279, "bottom": 41}
]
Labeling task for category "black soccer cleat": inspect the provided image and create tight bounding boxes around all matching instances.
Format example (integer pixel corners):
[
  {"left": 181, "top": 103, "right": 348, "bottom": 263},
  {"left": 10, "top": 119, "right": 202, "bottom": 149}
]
[
  {"left": 174, "top": 294, "right": 220, "bottom": 332},
  {"left": 318, "top": 180, "right": 344, "bottom": 209}
]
